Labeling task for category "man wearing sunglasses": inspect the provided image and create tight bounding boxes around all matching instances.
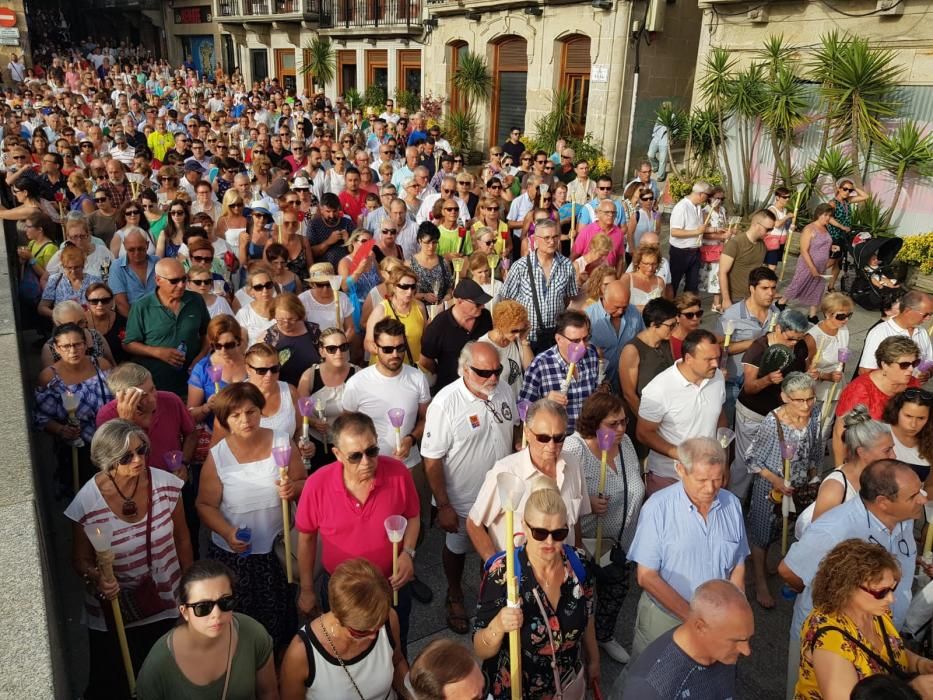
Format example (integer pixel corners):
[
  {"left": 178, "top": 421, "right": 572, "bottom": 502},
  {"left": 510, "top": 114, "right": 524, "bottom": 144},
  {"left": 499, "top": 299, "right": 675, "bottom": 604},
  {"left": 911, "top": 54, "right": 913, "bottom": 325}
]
[
  {"left": 422, "top": 341, "right": 517, "bottom": 633},
  {"left": 718, "top": 209, "right": 774, "bottom": 311},
  {"left": 295, "top": 412, "right": 421, "bottom": 651},
  {"left": 779, "top": 459, "right": 926, "bottom": 697},
  {"left": 108, "top": 229, "right": 158, "bottom": 317},
  {"left": 858, "top": 290, "right": 933, "bottom": 378},
  {"left": 420, "top": 279, "right": 493, "bottom": 394},
  {"left": 627, "top": 437, "right": 748, "bottom": 659},
  {"left": 574, "top": 175, "right": 627, "bottom": 229},
  {"left": 468, "top": 398, "right": 590, "bottom": 563},
  {"left": 123, "top": 257, "right": 210, "bottom": 397}
]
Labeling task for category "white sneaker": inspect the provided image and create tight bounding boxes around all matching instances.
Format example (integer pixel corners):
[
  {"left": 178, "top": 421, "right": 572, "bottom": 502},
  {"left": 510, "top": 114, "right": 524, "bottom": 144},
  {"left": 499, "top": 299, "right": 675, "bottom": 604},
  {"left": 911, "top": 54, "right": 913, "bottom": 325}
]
[{"left": 599, "top": 638, "right": 630, "bottom": 664}]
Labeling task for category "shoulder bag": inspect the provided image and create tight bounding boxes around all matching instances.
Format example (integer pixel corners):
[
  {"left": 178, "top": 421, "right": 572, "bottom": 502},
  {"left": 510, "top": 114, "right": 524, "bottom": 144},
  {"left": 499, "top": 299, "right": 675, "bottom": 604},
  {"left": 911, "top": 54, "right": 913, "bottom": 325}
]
[
  {"left": 526, "top": 254, "right": 557, "bottom": 355},
  {"left": 809, "top": 618, "right": 915, "bottom": 682},
  {"left": 532, "top": 586, "right": 587, "bottom": 700},
  {"left": 769, "top": 411, "right": 819, "bottom": 517}
]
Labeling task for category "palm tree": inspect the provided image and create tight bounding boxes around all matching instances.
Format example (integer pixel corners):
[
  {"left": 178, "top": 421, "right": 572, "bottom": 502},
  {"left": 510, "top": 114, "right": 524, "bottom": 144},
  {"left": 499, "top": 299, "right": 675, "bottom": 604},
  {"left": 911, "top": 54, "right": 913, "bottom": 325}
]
[
  {"left": 452, "top": 51, "right": 493, "bottom": 112},
  {"left": 761, "top": 64, "right": 809, "bottom": 191},
  {"left": 698, "top": 47, "right": 738, "bottom": 208},
  {"left": 533, "top": 89, "right": 575, "bottom": 150},
  {"left": 728, "top": 62, "right": 767, "bottom": 214},
  {"left": 301, "top": 37, "right": 336, "bottom": 93},
  {"left": 806, "top": 31, "right": 850, "bottom": 181},
  {"left": 820, "top": 35, "right": 902, "bottom": 177},
  {"left": 874, "top": 120, "right": 933, "bottom": 227}
]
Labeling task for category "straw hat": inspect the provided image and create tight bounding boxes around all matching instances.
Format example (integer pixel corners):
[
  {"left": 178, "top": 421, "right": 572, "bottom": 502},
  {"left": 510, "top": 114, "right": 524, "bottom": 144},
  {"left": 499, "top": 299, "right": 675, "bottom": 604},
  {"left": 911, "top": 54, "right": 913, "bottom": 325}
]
[{"left": 306, "top": 262, "right": 335, "bottom": 284}]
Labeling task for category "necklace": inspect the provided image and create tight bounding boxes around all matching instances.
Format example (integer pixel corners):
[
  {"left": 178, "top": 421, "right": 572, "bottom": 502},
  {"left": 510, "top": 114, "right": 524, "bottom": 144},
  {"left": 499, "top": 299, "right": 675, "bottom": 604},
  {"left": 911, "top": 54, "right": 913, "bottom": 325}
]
[
  {"left": 107, "top": 472, "right": 140, "bottom": 516},
  {"left": 320, "top": 618, "right": 366, "bottom": 700}
]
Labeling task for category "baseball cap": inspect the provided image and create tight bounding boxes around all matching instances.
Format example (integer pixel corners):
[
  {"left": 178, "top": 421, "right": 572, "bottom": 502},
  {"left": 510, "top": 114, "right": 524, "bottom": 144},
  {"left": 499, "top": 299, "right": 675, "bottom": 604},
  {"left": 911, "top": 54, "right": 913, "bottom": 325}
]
[
  {"left": 183, "top": 160, "right": 205, "bottom": 174},
  {"left": 453, "top": 279, "right": 492, "bottom": 306}
]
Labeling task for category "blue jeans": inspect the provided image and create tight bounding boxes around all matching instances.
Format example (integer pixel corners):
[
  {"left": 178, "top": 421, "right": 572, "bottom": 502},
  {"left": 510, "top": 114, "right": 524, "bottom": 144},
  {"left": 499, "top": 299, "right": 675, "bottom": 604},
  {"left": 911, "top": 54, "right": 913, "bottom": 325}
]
[{"left": 318, "top": 570, "right": 413, "bottom": 657}]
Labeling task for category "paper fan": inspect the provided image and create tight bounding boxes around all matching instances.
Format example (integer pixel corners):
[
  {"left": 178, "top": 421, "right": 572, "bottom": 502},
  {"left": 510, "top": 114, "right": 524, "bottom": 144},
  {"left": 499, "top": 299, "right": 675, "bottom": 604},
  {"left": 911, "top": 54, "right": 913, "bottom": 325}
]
[{"left": 758, "top": 344, "right": 794, "bottom": 377}]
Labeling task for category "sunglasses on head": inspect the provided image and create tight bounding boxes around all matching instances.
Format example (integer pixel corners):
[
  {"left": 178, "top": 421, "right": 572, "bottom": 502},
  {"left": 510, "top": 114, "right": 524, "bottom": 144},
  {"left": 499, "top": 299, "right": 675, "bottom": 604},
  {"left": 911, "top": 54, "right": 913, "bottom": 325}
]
[
  {"left": 904, "top": 388, "right": 933, "bottom": 404},
  {"left": 248, "top": 363, "right": 280, "bottom": 375},
  {"left": 252, "top": 281, "right": 275, "bottom": 291},
  {"left": 471, "top": 365, "right": 503, "bottom": 379},
  {"left": 184, "top": 594, "right": 236, "bottom": 617},
  {"left": 528, "top": 430, "right": 566, "bottom": 444},
  {"left": 681, "top": 309, "right": 704, "bottom": 320},
  {"left": 859, "top": 584, "right": 897, "bottom": 600},
  {"left": 525, "top": 524, "right": 569, "bottom": 542},
  {"left": 118, "top": 444, "right": 149, "bottom": 465},
  {"left": 344, "top": 445, "right": 380, "bottom": 464}
]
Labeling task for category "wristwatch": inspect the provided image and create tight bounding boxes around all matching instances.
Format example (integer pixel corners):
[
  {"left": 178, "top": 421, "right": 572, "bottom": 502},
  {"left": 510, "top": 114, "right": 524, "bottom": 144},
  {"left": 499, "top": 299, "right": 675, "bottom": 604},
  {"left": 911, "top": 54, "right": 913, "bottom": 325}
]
[{"left": 403, "top": 547, "right": 417, "bottom": 560}]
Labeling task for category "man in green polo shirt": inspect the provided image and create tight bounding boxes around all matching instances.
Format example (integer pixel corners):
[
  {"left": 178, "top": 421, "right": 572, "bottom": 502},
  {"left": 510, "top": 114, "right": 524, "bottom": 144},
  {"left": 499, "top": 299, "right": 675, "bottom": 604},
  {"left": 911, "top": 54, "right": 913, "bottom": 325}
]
[{"left": 123, "top": 258, "right": 210, "bottom": 397}]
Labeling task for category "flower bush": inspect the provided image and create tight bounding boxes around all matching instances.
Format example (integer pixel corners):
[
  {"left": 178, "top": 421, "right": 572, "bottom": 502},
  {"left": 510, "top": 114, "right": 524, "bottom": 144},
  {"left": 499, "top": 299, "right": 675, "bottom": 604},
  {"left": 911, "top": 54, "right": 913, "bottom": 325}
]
[
  {"left": 896, "top": 232, "right": 933, "bottom": 274},
  {"left": 667, "top": 173, "right": 723, "bottom": 202}
]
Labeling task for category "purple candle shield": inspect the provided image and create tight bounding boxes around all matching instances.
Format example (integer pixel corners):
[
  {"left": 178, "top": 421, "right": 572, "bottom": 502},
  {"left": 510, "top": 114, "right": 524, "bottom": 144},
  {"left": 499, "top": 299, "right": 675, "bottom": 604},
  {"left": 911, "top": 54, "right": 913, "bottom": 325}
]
[
  {"left": 517, "top": 400, "right": 531, "bottom": 423},
  {"left": 387, "top": 408, "right": 406, "bottom": 429},
  {"left": 567, "top": 341, "right": 587, "bottom": 364},
  {"left": 272, "top": 445, "right": 292, "bottom": 468},
  {"left": 298, "top": 397, "right": 315, "bottom": 417},
  {"left": 781, "top": 440, "right": 798, "bottom": 461},
  {"left": 207, "top": 364, "right": 223, "bottom": 383},
  {"left": 596, "top": 428, "right": 616, "bottom": 452},
  {"left": 163, "top": 450, "right": 184, "bottom": 472},
  {"left": 837, "top": 347, "right": 851, "bottom": 364}
]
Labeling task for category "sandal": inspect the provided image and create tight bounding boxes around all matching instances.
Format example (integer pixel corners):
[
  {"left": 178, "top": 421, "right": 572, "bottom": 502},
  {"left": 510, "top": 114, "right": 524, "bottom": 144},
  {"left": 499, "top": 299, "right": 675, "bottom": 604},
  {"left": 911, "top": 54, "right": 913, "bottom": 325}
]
[
  {"left": 710, "top": 304, "right": 723, "bottom": 314},
  {"left": 445, "top": 596, "right": 470, "bottom": 634}
]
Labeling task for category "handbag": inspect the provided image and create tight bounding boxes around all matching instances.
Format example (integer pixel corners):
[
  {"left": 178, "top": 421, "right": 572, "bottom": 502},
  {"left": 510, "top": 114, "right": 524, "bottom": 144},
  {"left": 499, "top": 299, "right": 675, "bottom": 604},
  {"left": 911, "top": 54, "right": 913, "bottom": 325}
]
[
  {"left": 103, "top": 476, "right": 175, "bottom": 629},
  {"left": 532, "top": 587, "right": 587, "bottom": 700},
  {"left": 698, "top": 244, "right": 723, "bottom": 263},
  {"left": 769, "top": 411, "right": 819, "bottom": 518},
  {"left": 526, "top": 254, "right": 557, "bottom": 355}
]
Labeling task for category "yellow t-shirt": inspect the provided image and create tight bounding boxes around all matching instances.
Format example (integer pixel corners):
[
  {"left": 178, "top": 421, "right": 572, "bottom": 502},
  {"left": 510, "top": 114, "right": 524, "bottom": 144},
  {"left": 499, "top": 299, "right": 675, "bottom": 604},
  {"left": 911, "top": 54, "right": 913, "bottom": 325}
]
[
  {"left": 794, "top": 609, "right": 908, "bottom": 699},
  {"left": 370, "top": 298, "right": 425, "bottom": 366},
  {"left": 472, "top": 220, "right": 508, "bottom": 257}
]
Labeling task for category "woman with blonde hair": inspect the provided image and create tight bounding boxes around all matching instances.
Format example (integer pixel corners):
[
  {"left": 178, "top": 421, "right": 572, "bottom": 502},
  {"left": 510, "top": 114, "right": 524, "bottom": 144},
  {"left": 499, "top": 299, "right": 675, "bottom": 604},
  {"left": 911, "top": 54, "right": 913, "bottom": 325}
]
[
  {"left": 67, "top": 171, "right": 96, "bottom": 215},
  {"left": 235, "top": 265, "right": 278, "bottom": 347},
  {"left": 620, "top": 243, "right": 668, "bottom": 312},
  {"left": 474, "top": 484, "right": 599, "bottom": 699},
  {"left": 365, "top": 265, "right": 427, "bottom": 364},
  {"left": 279, "top": 558, "right": 409, "bottom": 698},
  {"left": 806, "top": 292, "right": 854, "bottom": 434},
  {"left": 465, "top": 251, "right": 502, "bottom": 310},
  {"left": 215, "top": 188, "right": 248, "bottom": 253},
  {"left": 572, "top": 264, "right": 618, "bottom": 311},
  {"left": 669, "top": 291, "right": 703, "bottom": 360},
  {"left": 361, "top": 256, "right": 406, "bottom": 329}
]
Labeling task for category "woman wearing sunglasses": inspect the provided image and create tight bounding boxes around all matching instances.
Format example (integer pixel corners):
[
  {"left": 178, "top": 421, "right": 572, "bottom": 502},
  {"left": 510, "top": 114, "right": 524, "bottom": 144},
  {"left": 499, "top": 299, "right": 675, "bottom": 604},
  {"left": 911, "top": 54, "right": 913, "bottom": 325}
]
[
  {"left": 745, "top": 372, "right": 823, "bottom": 609},
  {"left": 832, "top": 336, "right": 921, "bottom": 465},
  {"left": 474, "top": 484, "right": 599, "bottom": 700},
  {"left": 84, "top": 282, "right": 128, "bottom": 365},
  {"left": 197, "top": 382, "right": 305, "bottom": 652},
  {"left": 66, "top": 420, "right": 191, "bottom": 699},
  {"left": 110, "top": 200, "right": 155, "bottom": 258},
  {"left": 187, "top": 264, "right": 234, "bottom": 318},
  {"left": 280, "top": 557, "right": 408, "bottom": 699},
  {"left": 188, "top": 314, "right": 248, "bottom": 430},
  {"left": 235, "top": 265, "right": 277, "bottom": 347},
  {"left": 884, "top": 389, "right": 933, "bottom": 491},
  {"left": 297, "top": 327, "right": 360, "bottom": 471},
  {"left": 156, "top": 166, "right": 182, "bottom": 209},
  {"left": 564, "top": 393, "right": 644, "bottom": 665},
  {"left": 669, "top": 292, "right": 703, "bottom": 360},
  {"left": 156, "top": 199, "right": 189, "bottom": 262},
  {"left": 136, "top": 559, "right": 278, "bottom": 700},
  {"left": 618, "top": 298, "right": 678, "bottom": 422},
  {"left": 826, "top": 178, "right": 870, "bottom": 291},
  {"left": 472, "top": 195, "right": 510, "bottom": 262},
  {"left": 215, "top": 189, "right": 248, "bottom": 254},
  {"left": 365, "top": 265, "right": 427, "bottom": 365},
  {"left": 238, "top": 204, "right": 273, "bottom": 274},
  {"left": 139, "top": 189, "right": 169, "bottom": 242},
  {"left": 807, "top": 292, "right": 854, "bottom": 435},
  {"left": 794, "top": 539, "right": 933, "bottom": 700},
  {"left": 262, "top": 293, "right": 322, "bottom": 388}
]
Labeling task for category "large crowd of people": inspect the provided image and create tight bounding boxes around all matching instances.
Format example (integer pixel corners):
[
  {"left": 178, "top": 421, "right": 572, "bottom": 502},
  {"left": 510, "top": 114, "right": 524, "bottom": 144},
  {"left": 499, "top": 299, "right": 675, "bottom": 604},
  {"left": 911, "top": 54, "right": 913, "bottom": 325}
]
[{"left": 9, "top": 32, "right": 933, "bottom": 700}]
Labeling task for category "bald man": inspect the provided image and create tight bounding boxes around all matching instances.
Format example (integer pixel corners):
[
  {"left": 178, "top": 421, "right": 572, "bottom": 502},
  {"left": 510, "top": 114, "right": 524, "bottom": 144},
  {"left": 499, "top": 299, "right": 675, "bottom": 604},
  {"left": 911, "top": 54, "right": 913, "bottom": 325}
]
[
  {"left": 123, "top": 257, "right": 210, "bottom": 396},
  {"left": 109, "top": 228, "right": 158, "bottom": 316},
  {"left": 616, "top": 579, "right": 754, "bottom": 700},
  {"left": 585, "top": 279, "right": 644, "bottom": 392}
]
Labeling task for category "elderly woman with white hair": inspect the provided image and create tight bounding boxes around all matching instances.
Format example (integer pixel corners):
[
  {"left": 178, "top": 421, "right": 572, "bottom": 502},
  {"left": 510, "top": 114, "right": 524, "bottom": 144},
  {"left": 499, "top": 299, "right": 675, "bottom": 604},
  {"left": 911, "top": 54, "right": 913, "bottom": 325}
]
[
  {"left": 40, "top": 299, "right": 116, "bottom": 367},
  {"left": 45, "top": 211, "right": 115, "bottom": 278},
  {"left": 744, "top": 372, "right": 823, "bottom": 609},
  {"left": 729, "top": 308, "right": 813, "bottom": 501},
  {"left": 66, "top": 419, "right": 192, "bottom": 699}
]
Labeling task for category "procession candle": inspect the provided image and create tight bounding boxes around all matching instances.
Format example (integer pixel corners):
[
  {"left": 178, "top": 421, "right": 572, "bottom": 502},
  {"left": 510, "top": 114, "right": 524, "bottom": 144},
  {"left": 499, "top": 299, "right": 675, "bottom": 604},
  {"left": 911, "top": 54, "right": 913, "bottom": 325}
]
[
  {"left": 813, "top": 337, "right": 825, "bottom": 367},
  {"left": 780, "top": 189, "right": 804, "bottom": 283},
  {"left": 717, "top": 427, "right": 736, "bottom": 449},
  {"left": 562, "top": 341, "right": 587, "bottom": 394},
  {"left": 821, "top": 348, "right": 851, "bottom": 427},
  {"left": 384, "top": 515, "right": 407, "bottom": 606},
  {"left": 517, "top": 400, "right": 531, "bottom": 449},
  {"left": 163, "top": 450, "right": 184, "bottom": 473},
  {"left": 779, "top": 440, "right": 798, "bottom": 556},
  {"left": 487, "top": 253, "right": 500, "bottom": 276},
  {"left": 298, "top": 397, "right": 314, "bottom": 442},
  {"left": 452, "top": 256, "right": 464, "bottom": 288},
  {"left": 387, "top": 408, "right": 406, "bottom": 452},
  {"left": 723, "top": 320, "right": 734, "bottom": 349},
  {"left": 496, "top": 473, "right": 526, "bottom": 700},
  {"left": 273, "top": 444, "right": 294, "bottom": 583},
  {"left": 328, "top": 275, "right": 342, "bottom": 328},
  {"left": 768, "top": 315, "right": 777, "bottom": 333},
  {"left": 62, "top": 390, "right": 80, "bottom": 493},
  {"left": 594, "top": 428, "right": 616, "bottom": 562},
  {"left": 207, "top": 364, "right": 223, "bottom": 394}
]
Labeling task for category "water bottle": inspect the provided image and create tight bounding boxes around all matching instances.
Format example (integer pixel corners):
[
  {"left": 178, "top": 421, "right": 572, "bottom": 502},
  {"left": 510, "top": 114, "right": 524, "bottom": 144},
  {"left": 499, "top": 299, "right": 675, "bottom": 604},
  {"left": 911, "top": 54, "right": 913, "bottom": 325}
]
[
  {"left": 780, "top": 584, "right": 798, "bottom": 601},
  {"left": 176, "top": 341, "right": 187, "bottom": 356},
  {"left": 235, "top": 525, "right": 252, "bottom": 557}
]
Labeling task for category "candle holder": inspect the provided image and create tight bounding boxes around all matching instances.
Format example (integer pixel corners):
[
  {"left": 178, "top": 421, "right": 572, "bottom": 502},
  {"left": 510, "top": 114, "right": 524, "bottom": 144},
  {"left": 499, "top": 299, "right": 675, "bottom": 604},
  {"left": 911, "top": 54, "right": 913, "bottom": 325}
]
[
  {"left": 297, "top": 397, "right": 316, "bottom": 470},
  {"left": 452, "top": 257, "right": 465, "bottom": 288},
  {"left": 384, "top": 515, "right": 407, "bottom": 606},
  {"left": 62, "top": 390, "right": 81, "bottom": 493},
  {"left": 328, "top": 275, "right": 342, "bottom": 327},
  {"left": 84, "top": 522, "right": 135, "bottom": 694},
  {"left": 778, "top": 439, "right": 798, "bottom": 555},
  {"left": 780, "top": 183, "right": 808, "bottom": 282},
  {"left": 517, "top": 400, "right": 531, "bottom": 449},
  {"left": 387, "top": 408, "right": 406, "bottom": 453},
  {"left": 723, "top": 320, "right": 734, "bottom": 350},
  {"left": 594, "top": 427, "right": 616, "bottom": 563},
  {"left": 717, "top": 427, "right": 736, "bottom": 449},
  {"left": 273, "top": 441, "right": 294, "bottom": 583},
  {"left": 561, "top": 342, "right": 587, "bottom": 394},
  {"left": 207, "top": 364, "right": 223, "bottom": 394},
  {"left": 487, "top": 253, "right": 500, "bottom": 277},
  {"left": 496, "top": 472, "right": 526, "bottom": 700},
  {"left": 822, "top": 347, "right": 851, "bottom": 429},
  {"left": 163, "top": 450, "right": 184, "bottom": 473}
]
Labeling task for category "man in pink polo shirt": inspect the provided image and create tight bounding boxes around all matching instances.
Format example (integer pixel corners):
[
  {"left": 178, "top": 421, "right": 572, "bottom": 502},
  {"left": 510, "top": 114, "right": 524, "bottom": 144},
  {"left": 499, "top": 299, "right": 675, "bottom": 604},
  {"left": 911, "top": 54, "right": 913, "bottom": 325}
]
[
  {"left": 572, "top": 199, "right": 626, "bottom": 267},
  {"left": 296, "top": 411, "right": 420, "bottom": 651}
]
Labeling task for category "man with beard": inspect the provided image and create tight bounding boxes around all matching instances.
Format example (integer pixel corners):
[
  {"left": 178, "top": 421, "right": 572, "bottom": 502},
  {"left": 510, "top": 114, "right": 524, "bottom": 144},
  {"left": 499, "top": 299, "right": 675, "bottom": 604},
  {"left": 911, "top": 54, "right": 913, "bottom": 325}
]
[{"left": 306, "top": 192, "right": 355, "bottom": 268}]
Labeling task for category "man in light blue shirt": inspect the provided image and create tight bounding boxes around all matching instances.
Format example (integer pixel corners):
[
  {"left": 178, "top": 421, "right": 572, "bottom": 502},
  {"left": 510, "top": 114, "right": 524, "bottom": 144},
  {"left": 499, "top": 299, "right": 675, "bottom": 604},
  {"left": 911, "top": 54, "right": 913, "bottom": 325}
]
[
  {"left": 575, "top": 175, "right": 627, "bottom": 227},
  {"left": 585, "top": 280, "right": 643, "bottom": 392},
  {"left": 108, "top": 230, "right": 158, "bottom": 317},
  {"left": 628, "top": 436, "right": 749, "bottom": 659},
  {"left": 778, "top": 459, "right": 926, "bottom": 699}
]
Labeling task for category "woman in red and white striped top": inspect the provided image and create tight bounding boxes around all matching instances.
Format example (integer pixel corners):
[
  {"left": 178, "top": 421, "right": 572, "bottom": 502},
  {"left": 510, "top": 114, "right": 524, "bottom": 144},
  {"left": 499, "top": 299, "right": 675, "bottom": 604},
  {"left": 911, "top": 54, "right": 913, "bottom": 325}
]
[{"left": 67, "top": 419, "right": 193, "bottom": 700}]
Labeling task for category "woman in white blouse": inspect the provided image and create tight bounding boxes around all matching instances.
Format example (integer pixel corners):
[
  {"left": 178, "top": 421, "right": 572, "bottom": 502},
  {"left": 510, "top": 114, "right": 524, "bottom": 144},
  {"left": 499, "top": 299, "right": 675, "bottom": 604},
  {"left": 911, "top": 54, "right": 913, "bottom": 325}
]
[{"left": 884, "top": 389, "right": 933, "bottom": 490}]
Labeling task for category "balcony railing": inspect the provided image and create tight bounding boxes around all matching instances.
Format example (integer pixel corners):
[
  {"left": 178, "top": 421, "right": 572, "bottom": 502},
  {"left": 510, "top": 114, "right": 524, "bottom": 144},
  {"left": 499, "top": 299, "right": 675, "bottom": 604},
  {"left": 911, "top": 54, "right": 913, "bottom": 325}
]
[
  {"left": 216, "top": 0, "right": 319, "bottom": 19},
  {"left": 320, "top": 0, "right": 422, "bottom": 28}
]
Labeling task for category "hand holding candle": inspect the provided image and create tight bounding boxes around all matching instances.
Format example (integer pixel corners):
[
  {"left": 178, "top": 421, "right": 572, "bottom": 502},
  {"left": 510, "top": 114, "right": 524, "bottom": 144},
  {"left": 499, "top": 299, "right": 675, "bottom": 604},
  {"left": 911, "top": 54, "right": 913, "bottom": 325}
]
[
  {"left": 163, "top": 450, "right": 184, "bottom": 474},
  {"left": 297, "top": 397, "right": 316, "bottom": 469},
  {"left": 594, "top": 428, "right": 616, "bottom": 562},
  {"left": 207, "top": 364, "right": 223, "bottom": 394},
  {"left": 496, "top": 472, "right": 527, "bottom": 700},
  {"left": 84, "top": 522, "right": 136, "bottom": 694},
  {"left": 561, "top": 341, "right": 587, "bottom": 394},
  {"left": 384, "top": 515, "right": 407, "bottom": 606},
  {"left": 273, "top": 442, "right": 294, "bottom": 583},
  {"left": 387, "top": 408, "right": 406, "bottom": 453}
]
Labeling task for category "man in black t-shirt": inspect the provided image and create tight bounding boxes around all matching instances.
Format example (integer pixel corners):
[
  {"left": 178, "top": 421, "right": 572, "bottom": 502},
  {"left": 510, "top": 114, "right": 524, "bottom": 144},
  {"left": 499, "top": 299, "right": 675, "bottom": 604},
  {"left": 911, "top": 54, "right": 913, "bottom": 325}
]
[
  {"left": 616, "top": 579, "right": 753, "bottom": 700},
  {"left": 419, "top": 279, "right": 493, "bottom": 393},
  {"left": 306, "top": 192, "right": 354, "bottom": 269}
]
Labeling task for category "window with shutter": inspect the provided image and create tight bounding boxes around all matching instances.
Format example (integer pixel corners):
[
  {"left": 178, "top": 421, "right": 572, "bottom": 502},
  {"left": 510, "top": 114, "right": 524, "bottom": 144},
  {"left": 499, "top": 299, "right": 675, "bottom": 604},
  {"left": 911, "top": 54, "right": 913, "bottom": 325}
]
[
  {"left": 561, "top": 36, "right": 591, "bottom": 136},
  {"left": 491, "top": 37, "right": 528, "bottom": 147}
]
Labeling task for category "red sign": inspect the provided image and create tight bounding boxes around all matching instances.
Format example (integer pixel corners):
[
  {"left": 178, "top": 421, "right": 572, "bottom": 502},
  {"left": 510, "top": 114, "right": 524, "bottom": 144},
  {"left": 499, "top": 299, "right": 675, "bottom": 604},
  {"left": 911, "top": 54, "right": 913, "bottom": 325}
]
[
  {"left": 0, "top": 8, "right": 17, "bottom": 28},
  {"left": 174, "top": 6, "right": 211, "bottom": 24}
]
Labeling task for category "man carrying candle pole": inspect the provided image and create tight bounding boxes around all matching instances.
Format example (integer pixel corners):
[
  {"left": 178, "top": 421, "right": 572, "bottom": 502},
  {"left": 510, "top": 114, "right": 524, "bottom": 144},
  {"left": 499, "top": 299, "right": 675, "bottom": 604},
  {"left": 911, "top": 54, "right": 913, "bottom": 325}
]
[
  {"left": 778, "top": 459, "right": 928, "bottom": 699},
  {"left": 295, "top": 412, "right": 421, "bottom": 655},
  {"left": 422, "top": 341, "right": 518, "bottom": 634}
]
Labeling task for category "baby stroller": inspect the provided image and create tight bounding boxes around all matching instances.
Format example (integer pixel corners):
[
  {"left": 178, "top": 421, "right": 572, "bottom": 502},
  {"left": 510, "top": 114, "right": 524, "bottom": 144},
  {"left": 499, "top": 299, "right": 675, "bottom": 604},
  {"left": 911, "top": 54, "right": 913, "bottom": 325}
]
[{"left": 848, "top": 235, "right": 904, "bottom": 311}]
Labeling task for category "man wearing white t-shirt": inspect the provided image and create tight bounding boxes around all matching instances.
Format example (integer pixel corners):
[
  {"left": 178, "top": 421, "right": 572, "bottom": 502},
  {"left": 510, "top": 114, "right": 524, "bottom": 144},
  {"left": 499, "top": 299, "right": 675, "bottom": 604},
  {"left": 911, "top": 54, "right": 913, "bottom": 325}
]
[
  {"left": 422, "top": 341, "right": 516, "bottom": 632},
  {"left": 637, "top": 328, "right": 727, "bottom": 495},
  {"left": 668, "top": 182, "right": 711, "bottom": 295},
  {"left": 858, "top": 290, "right": 933, "bottom": 376},
  {"left": 342, "top": 317, "right": 434, "bottom": 603}
]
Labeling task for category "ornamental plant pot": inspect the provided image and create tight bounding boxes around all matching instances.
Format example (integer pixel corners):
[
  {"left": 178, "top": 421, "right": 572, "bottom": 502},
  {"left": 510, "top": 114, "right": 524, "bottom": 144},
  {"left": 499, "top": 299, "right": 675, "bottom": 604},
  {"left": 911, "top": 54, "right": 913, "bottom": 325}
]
[{"left": 906, "top": 266, "right": 933, "bottom": 294}]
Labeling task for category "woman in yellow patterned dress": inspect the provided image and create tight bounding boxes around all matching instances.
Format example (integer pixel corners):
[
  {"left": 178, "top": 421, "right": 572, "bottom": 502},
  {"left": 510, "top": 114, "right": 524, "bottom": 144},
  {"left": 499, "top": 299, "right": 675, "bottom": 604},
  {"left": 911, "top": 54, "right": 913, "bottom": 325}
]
[{"left": 795, "top": 539, "right": 933, "bottom": 699}]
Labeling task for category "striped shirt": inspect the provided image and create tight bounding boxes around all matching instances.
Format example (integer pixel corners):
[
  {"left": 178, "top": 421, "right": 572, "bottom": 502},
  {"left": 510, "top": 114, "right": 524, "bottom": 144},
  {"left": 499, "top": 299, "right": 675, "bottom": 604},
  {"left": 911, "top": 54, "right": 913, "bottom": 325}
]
[
  {"left": 501, "top": 253, "right": 578, "bottom": 342},
  {"left": 65, "top": 468, "right": 184, "bottom": 631}
]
